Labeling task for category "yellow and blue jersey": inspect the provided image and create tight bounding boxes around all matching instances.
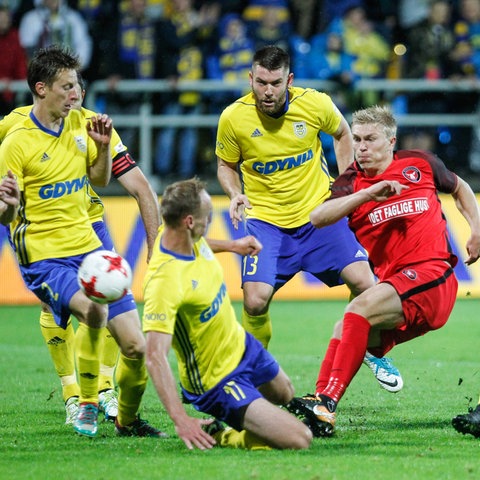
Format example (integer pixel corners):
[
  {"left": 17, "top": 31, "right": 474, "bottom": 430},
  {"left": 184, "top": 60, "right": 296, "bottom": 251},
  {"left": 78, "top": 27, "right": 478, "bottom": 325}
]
[
  {"left": 0, "top": 105, "right": 128, "bottom": 224},
  {"left": 215, "top": 86, "right": 341, "bottom": 228},
  {"left": 0, "top": 109, "right": 102, "bottom": 264},
  {"left": 143, "top": 230, "right": 246, "bottom": 394}
]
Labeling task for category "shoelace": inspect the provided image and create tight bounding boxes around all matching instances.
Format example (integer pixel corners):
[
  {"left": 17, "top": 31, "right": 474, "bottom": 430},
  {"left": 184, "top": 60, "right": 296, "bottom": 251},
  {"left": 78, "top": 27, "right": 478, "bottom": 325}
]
[
  {"left": 374, "top": 357, "right": 399, "bottom": 374},
  {"left": 101, "top": 391, "right": 118, "bottom": 406},
  {"left": 79, "top": 404, "right": 97, "bottom": 423}
]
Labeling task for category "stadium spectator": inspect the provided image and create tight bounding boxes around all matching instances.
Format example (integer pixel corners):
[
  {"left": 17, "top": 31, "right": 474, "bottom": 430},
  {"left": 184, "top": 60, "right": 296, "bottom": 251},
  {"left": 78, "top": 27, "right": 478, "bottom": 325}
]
[
  {"left": 247, "top": 3, "right": 291, "bottom": 52},
  {"left": 205, "top": 13, "right": 254, "bottom": 112},
  {"left": 153, "top": 0, "right": 219, "bottom": 179},
  {"left": 327, "top": 5, "right": 391, "bottom": 109},
  {"left": 289, "top": 0, "right": 318, "bottom": 38},
  {"left": 313, "top": 0, "right": 364, "bottom": 34},
  {"left": 98, "top": 0, "right": 158, "bottom": 161},
  {"left": 397, "top": 0, "right": 431, "bottom": 31},
  {"left": 307, "top": 31, "right": 358, "bottom": 99},
  {"left": 64, "top": 0, "right": 118, "bottom": 83},
  {"left": 215, "top": 46, "right": 403, "bottom": 393},
  {"left": 306, "top": 30, "right": 358, "bottom": 168},
  {"left": 288, "top": 105, "right": 480, "bottom": 437},
  {"left": 18, "top": 0, "right": 92, "bottom": 70},
  {"left": 143, "top": 177, "right": 312, "bottom": 450},
  {"left": 403, "top": 0, "right": 459, "bottom": 170},
  {"left": 451, "top": 0, "right": 480, "bottom": 173},
  {"left": 0, "top": 3, "right": 27, "bottom": 115}
]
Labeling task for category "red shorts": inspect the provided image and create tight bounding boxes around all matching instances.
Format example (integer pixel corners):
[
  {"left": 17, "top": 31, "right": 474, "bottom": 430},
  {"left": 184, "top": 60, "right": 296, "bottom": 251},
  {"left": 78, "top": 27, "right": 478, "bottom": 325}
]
[{"left": 368, "top": 260, "right": 458, "bottom": 358}]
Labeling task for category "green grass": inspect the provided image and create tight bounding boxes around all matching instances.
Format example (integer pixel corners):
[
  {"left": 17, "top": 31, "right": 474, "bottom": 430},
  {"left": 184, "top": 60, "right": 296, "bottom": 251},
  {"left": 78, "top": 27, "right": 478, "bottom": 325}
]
[{"left": 1, "top": 300, "right": 479, "bottom": 480}]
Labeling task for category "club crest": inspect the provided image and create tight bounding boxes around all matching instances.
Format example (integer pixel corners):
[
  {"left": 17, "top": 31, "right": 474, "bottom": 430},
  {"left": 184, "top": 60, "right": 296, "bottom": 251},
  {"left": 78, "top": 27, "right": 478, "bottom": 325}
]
[
  {"left": 402, "top": 269, "right": 417, "bottom": 280},
  {"left": 293, "top": 122, "right": 307, "bottom": 138},
  {"left": 402, "top": 166, "right": 421, "bottom": 183},
  {"left": 74, "top": 136, "right": 87, "bottom": 152}
]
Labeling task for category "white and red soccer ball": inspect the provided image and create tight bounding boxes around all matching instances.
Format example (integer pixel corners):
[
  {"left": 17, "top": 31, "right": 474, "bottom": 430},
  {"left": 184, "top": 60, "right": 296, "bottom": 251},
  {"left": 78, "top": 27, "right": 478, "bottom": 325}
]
[{"left": 77, "top": 250, "right": 132, "bottom": 304}]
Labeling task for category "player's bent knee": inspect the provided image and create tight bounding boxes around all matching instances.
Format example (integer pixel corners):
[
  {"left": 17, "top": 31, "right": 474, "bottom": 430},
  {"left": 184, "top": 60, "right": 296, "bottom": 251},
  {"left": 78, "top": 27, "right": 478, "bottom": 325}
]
[
  {"left": 244, "top": 299, "right": 268, "bottom": 317},
  {"left": 271, "top": 420, "right": 312, "bottom": 450},
  {"left": 119, "top": 339, "right": 145, "bottom": 359},
  {"left": 289, "top": 427, "right": 313, "bottom": 450}
]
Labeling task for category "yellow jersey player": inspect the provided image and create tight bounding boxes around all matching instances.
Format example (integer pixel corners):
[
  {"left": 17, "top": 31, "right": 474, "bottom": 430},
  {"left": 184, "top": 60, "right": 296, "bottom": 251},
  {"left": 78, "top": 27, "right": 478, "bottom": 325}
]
[
  {"left": 143, "top": 177, "right": 312, "bottom": 450},
  {"left": 0, "top": 74, "right": 161, "bottom": 426},
  {"left": 0, "top": 45, "right": 165, "bottom": 438},
  {"left": 216, "top": 46, "right": 403, "bottom": 403}
]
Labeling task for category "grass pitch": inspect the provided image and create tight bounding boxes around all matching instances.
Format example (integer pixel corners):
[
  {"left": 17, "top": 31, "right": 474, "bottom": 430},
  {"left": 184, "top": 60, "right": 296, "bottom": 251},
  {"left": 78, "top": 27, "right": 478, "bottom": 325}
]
[{"left": 0, "top": 300, "right": 479, "bottom": 480}]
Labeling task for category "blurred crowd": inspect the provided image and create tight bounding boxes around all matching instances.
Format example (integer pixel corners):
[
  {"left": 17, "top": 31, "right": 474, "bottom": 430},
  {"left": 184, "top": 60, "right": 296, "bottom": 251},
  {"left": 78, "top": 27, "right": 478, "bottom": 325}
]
[{"left": 1, "top": 0, "right": 480, "bottom": 181}]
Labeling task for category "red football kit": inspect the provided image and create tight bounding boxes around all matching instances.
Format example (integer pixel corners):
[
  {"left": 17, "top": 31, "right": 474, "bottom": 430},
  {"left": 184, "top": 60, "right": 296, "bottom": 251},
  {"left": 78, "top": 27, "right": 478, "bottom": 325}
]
[{"left": 329, "top": 150, "right": 459, "bottom": 356}]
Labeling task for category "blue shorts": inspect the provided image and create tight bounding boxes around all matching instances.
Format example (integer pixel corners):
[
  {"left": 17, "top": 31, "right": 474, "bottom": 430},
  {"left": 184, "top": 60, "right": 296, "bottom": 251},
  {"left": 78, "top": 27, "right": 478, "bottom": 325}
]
[
  {"left": 181, "top": 332, "right": 280, "bottom": 431},
  {"left": 243, "top": 218, "right": 368, "bottom": 290},
  {"left": 19, "top": 221, "right": 135, "bottom": 328}
]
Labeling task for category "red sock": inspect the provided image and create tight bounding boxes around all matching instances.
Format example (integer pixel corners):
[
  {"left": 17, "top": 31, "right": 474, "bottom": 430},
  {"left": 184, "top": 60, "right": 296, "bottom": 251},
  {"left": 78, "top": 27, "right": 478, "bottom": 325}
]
[
  {"left": 315, "top": 338, "right": 340, "bottom": 394},
  {"left": 321, "top": 312, "right": 370, "bottom": 403}
]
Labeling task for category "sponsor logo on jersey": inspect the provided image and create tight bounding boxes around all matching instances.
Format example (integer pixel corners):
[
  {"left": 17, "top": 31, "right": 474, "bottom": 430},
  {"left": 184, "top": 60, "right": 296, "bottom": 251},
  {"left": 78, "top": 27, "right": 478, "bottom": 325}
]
[
  {"left": 251, "top": 128, "right": 263, "bottom": 137},
  {"left": 252, "top": 149, "right": 314, "bottom": 174},
  {"left": 40, "top": 152, "right": 50, "bottom": 162},
  {"left": 402, "top": 166, "right": 421, "bottom": 182},
  {"left": 293, "top": 121, "right": 307, "bottom": 138},
  {"left": 38, "top": 175, "right": 89, "bottom": 199},
  {"left": 200, "top": 282, "right": 227, "bottom": 323},
  {"left": 368, "top": 197, "right": 429, "bottom": 225},
  {"left": 144, "top": 312, "right": 167, "bottom": 321}
]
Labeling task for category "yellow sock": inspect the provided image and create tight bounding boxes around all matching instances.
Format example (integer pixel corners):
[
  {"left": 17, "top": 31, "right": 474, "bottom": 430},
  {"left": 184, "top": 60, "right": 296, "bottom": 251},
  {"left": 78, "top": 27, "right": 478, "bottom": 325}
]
[
  {"left": 242, "top": 310, "right": 272, "bottom": 348},
  {"left": 115, "top": 354, "right": 147, "bottom": 426},
  {"left": 39, "top": 311, "right": 80, "bottom": 402},
  {"left": 215, "top": 428, "right": 271, "bottom": 450},
  {"left": 99, "top": 327, "right": 119, "bottom": 392},
  {"left": 74, "top": 323, "right": 103, "bottom": 404}
]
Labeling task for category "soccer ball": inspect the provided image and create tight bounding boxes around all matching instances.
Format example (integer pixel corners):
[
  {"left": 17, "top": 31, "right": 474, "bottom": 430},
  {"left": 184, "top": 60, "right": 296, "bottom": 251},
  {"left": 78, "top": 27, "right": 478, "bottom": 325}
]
[{"left": 77, "top": 250, "right": 132, "bottom": 304}]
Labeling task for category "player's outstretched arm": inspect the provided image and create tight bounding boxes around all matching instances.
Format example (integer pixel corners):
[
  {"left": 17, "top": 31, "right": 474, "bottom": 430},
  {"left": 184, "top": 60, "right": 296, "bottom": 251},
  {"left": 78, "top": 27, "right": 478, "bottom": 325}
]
[
  {"left": 310, "top": 180, "right": 407, "bottom": 228},
  {"left": 0, "top": 170, "right": 20, "bottom": 225},
  {"left": 452, "top": 176, "right": 480, "bottom": 265},
  {"left": 145, "top": 331, "right": 217, "bottom": 450},
  {"left": 207, "top": 235, "right": 262, "bottom": 256},
  {"left": 117, "top": 167, "right": 160, "bottom": 262}
]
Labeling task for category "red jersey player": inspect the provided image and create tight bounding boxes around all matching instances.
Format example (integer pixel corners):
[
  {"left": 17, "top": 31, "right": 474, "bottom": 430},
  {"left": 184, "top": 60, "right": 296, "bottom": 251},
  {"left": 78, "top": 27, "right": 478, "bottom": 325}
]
[{"left": 287, "top": 105, "right": 480, "bottom": 437}]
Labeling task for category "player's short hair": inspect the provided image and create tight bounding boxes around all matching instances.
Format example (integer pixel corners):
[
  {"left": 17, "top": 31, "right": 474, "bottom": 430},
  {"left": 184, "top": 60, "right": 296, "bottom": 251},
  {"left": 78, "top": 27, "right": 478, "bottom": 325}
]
[
  {"left": 351, "top": 105, "right": 397, "bottom": 140},
  {"left": 76, "top": 71, "right": 86, "bottom": 92},
  {"left": 161, "top": 177, "right": 207, "bottom": 227},
  {"left": 253, "top": 45, "right": 290, "bottom": 72},
  {"left": 27, "top": 44, "right": 81, "bottom": 96}
]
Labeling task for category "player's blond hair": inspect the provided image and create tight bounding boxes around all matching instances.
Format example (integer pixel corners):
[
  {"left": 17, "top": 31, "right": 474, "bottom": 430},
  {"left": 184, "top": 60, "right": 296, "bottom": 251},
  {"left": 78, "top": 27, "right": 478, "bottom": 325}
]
[{"left": 351, "top": 105, "right": 397, "bottom": 140}]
